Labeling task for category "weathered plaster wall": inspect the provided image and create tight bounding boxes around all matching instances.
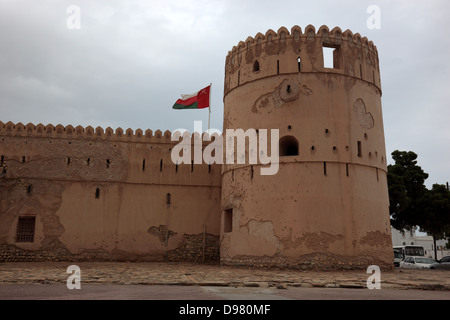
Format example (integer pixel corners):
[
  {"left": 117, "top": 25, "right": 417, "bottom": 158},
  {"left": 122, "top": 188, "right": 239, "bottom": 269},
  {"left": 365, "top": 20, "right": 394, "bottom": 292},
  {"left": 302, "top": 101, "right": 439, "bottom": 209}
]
[{"left": 0, "top": 125, "right": 221, "bottom": 262}]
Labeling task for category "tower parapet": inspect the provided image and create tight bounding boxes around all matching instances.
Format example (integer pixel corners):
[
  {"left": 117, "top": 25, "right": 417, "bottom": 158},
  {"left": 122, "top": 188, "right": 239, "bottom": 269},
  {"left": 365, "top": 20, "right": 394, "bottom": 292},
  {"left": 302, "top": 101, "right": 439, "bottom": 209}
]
[{"left": 224, "top": 25, "right": 381, "bottom": 98}]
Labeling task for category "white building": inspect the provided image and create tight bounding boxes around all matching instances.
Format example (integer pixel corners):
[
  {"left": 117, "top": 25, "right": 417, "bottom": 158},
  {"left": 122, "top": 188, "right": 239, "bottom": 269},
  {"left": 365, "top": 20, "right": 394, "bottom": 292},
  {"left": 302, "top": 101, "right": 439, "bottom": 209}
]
[{"left": 391, "top": 226, "right": 449, "bottom": 260}]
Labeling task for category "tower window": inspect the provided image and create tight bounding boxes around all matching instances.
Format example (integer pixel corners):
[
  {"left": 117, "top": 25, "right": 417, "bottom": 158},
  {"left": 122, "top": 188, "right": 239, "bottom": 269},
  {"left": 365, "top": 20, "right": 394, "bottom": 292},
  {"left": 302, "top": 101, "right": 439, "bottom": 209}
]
[
  {"left": 322, "top": 43, "right": 341, "bottom": 69},
  {"left": 166, "top": 193, "right": 171, "bottom": 205},
  {"left": 357, "top": 141, "right": 362, "bottom": 157},
  {"left": 16, "top": 216, "right": 36, "bottom": 243},
  {"left": 279, "top": 135, "right": 299, "bottom": 156},
  {"left": 253, "top": 60, "right": 260, "bottom": 72},
  {"left": 297, "top": 57, "right": 301, "bottom": 72},
  {"left": 95, "top": 188, "right": 100, "bottom": 199},
  {"left": 106, "top": 159, "right": 111, "bottom": 168}
]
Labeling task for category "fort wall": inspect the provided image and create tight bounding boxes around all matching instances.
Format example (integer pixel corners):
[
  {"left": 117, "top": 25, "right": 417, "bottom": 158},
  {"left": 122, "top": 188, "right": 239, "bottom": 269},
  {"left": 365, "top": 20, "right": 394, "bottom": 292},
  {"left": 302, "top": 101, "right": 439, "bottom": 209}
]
[
  {"left": 0, "top": 122, "right": 221, "bottom": 262},
  {"left": 0, "top": 24, "right": 394, "bottom": 270}
]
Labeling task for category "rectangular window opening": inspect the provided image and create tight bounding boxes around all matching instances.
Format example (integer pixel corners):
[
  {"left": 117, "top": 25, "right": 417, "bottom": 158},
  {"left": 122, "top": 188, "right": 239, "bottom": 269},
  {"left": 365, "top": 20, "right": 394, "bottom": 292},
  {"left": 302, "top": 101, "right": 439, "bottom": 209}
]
[
  {"left": 323, "top": 44, "right": 341, "bottom": 69},
  {"left": 160, "top": 159, "right": 163, "bottom": 172},
  {"left": 360, "top": 64, "right": 363, "bottom": 79},
  {"left": 208, "top": 164, "right": 211, "bottom": 174},
  {"left": 22, "top": 156, "right": 26, "bottom": 163},
  {"left": 142, "top": 158, "right": 146, "bottom": 171},
  {"left": 346, "top": 163, "right": 349, "bottom": 177},
  {"left": 224, "top": 209, "right": 233, "bottom": 233},
  {"left": 95, "top": 188, "right": 100, "bottom": 199},
  {"left": 297, "top": 57, "right": 301, "bottom": 72},
  {"left": 323, "top": 162, "right": 327, "bottom": 176},
  {"left": 87, "top": 158, "right": 91, "bottom": 166},
  {"left": 357, "top": 141, "right": 362, "bottom": 157},
  {"left": 277, "top": 60, "right": 280, "bottom": 74},
  {"left": 0, "top": 155, "right": 4, "bottom": 166},
  {"left": 16, "top": 216, "right": 36, "bottom": 243},
  {"left": 191, "top": 160, "right": 194, "bottom": 172},
  {"left": 27, "top": 184, "right": 33, "bottom": 194},
  {"left": 106, "top": 159, "right": 111, "bottom": 168},
  {"left": 376, "top": 168, "right": 379, "bottom": 182}
]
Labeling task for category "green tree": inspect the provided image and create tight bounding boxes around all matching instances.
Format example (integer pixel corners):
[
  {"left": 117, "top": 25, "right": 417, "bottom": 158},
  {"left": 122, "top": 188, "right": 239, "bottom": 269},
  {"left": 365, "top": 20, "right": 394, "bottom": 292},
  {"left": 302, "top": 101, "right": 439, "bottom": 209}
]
[
  {"left": 387, "top": 150, "right": 429, "bottom": 230},
  {"left": 418, "top": 184, "right": 450, "bottom": 260}
]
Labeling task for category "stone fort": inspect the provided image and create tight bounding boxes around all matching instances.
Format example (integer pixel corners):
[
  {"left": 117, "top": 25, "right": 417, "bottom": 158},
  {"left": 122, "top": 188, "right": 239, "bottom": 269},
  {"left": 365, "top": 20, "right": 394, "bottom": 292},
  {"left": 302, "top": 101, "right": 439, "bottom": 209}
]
[{"left": 0, "top": 25, "right": 394, "bottom": 270}]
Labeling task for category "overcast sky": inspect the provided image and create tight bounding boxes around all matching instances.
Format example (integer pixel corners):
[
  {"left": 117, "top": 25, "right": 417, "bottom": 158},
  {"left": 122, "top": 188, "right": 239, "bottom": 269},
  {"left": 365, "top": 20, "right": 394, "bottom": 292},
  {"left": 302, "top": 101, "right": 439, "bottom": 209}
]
[{"left": 0, "top": 0, "right": 449, "bottom": 188}]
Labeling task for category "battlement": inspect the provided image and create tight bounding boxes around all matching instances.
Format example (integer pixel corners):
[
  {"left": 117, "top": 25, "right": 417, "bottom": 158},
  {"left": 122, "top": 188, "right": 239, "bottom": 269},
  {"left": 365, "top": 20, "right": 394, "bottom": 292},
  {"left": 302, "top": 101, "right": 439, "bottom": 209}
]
[
  {"left": 224, "top": 25, "right": 381, "bottom": 97},
  {"left": 0, "top": 121, "right": 219, "bottom": 144}
]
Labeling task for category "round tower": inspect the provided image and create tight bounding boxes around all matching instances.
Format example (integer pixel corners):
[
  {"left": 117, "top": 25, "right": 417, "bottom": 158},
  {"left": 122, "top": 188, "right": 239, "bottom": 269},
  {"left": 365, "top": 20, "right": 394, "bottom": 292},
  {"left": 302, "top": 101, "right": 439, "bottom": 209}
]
[{"left": 221, "top": 25, "right": 393, "bottom": 270}]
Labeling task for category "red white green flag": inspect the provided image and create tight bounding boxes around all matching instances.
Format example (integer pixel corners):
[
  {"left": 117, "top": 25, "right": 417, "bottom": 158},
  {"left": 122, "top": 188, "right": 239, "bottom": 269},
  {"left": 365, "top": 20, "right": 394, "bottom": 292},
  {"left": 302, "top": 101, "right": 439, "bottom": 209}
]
[{"left": 172, "top": 84, "right": 211, "bottom": 109}]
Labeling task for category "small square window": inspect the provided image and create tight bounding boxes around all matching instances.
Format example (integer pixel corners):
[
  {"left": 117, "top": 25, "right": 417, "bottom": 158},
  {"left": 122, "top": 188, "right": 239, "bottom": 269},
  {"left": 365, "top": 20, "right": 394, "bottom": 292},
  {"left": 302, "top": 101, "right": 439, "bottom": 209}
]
[{"left": 16, "top": 216, "right": 36, "bottom": 243}]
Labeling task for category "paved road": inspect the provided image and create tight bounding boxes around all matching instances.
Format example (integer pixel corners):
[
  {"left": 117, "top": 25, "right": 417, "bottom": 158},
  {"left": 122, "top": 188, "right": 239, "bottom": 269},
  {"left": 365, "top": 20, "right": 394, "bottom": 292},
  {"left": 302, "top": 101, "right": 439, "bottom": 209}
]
[
  {"left": 0, "top": 284, "right": 448, "bottom": 300},
  {"left": 1, "top": 262, "right": 447, "bottom": 319},
  {"left": 1, "top": 262, "right": 449, "bottom": 291}
]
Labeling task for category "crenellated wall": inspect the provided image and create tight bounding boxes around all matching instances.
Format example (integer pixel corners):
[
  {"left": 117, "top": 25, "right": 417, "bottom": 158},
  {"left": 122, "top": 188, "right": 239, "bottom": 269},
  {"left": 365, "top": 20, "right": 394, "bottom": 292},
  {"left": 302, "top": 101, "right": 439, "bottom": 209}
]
[
  {"left": 224, "top": 25, "right": 381, "bottom": 99},
  {"left": 0, "top": 121, "right": 222, "bottom": 262}
]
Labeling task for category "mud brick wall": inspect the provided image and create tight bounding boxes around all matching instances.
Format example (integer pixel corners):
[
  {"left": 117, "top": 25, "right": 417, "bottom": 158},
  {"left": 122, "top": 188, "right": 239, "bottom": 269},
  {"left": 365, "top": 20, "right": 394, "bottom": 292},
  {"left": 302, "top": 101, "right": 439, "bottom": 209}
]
[{"left": 166, "top": 234, "right": 220, "bottom": 263}]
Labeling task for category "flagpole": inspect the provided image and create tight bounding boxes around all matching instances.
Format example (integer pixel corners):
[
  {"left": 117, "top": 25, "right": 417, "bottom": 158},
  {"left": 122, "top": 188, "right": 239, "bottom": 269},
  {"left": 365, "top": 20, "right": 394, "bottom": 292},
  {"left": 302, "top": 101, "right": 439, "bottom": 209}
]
[
  {"left": 207, "top": 83, "right": 212, "bottom": 131},
  {"left": 208, "top": 106, "right": 211, "bottom": 131}
]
